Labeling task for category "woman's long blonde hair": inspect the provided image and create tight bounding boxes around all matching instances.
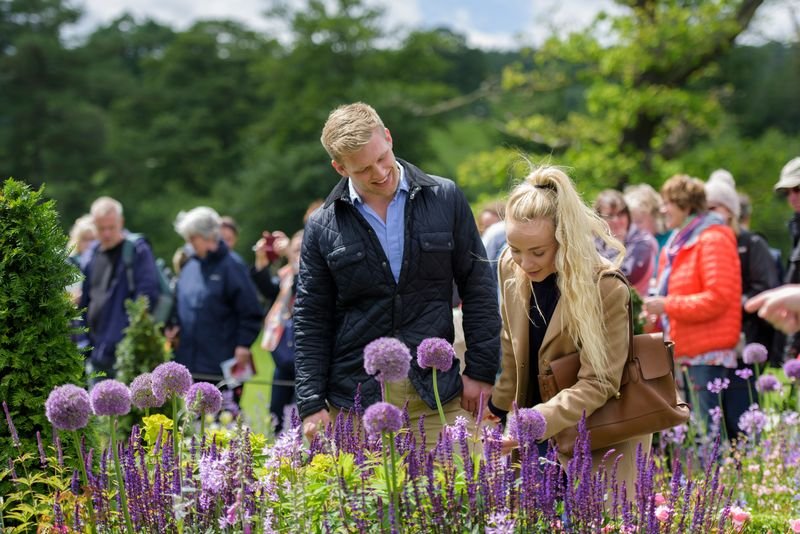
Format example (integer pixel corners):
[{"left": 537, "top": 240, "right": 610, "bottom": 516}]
[{"left": 505, "top": 165, "right": 624, "bottom": 385}]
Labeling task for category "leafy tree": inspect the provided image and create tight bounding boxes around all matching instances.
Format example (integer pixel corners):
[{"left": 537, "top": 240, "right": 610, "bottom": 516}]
[
  {"left": 0, "top": 178, "right": 85, "bottom": 492},
  {"left": 465, "top": 0, "right": 766, "bottom": 192}
]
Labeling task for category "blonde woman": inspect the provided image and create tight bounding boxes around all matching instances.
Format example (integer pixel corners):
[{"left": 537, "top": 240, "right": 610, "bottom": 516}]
[{"left": 488, "top": 165, "right": 651, "bottom": 492}]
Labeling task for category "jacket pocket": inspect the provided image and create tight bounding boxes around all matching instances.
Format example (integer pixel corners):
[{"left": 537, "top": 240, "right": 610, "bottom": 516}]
[
  {"left": 326, "top": 242, "right": 367, "bottom": 270},
  {"left": 418, "top": 232, "right": 454, "bottom": 280}
]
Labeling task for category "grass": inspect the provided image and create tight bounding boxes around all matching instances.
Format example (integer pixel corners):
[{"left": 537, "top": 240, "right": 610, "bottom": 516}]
[{"left": 239, "top": 334, "right": 277, "bottom": 435}]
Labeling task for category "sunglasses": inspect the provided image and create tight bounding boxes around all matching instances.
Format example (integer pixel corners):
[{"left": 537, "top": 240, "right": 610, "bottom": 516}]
[{"left": 787, "top": 186, "right": 800, "bottom": 195}]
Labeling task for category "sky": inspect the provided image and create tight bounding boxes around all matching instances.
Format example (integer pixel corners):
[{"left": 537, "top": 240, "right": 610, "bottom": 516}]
[{"left": 69, "top": 0, "right": 798, "bottom": 49}]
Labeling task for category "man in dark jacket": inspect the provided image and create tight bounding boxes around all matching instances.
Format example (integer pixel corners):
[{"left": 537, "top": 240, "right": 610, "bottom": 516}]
[
  {"left": 173, "top": 207, "right": 264, "bottom": 407},
  {"left": 81, "top": 196, "right": 161, "bottom": 381},
  {"left": 295, "top": 102, "right": 501, "bottom": 446},
  {"left": 776, "top": 156, "right": 800, "bottom": 359}
]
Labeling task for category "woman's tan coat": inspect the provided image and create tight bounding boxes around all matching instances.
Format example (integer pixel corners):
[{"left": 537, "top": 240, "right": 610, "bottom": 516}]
[{"left": 491, "top": 249, "right": 651, "bottom": 492}]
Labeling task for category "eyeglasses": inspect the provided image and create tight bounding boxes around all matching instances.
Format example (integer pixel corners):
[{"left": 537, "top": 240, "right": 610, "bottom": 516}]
[
  {"left": 599, "top": 211, "right": 627, "bottom": 220},
  {"left": 787, "top": 186, "right": 800, "bottom": 195}
]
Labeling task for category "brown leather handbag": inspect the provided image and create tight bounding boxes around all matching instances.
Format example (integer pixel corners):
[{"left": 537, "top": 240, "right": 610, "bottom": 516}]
[{"left": 538, "top": 279, "right": 690, "bottom": 456}]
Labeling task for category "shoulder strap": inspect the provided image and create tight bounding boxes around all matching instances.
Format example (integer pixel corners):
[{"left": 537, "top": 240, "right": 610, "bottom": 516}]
[
  {"left": 604, "top": 270, "right": 635, "bottom": 363},
  {"left": 122, "top": 233, "right": 143, "bottom": 295}
]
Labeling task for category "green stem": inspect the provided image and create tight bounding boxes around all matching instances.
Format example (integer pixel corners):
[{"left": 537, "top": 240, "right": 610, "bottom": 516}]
[
  {"left": 73, "top": 431, "right": 97, "bottom": 534},
  {"left": 432, "top": 368, "right": 447, "bottom": 428},
  {"left": 716, "top": 392, "right": 728, "bottom": 443},
  {"left": 110, "top": 417, "right": 134, "bottom": 533},
  {"left": 200, "top": 414, "right": 205, "bottom": 440},
  {"left": 172, "top": 395, "right": 180, "bottom": 468},
  {"left": 388, "top": 431, "right": 401, "bottom": 531},
  {"left": 384, "top": 382, "right": 391, "bottom": 405},
  {"left": 380, "top": 433, "right": 394, "bottom": 532}
]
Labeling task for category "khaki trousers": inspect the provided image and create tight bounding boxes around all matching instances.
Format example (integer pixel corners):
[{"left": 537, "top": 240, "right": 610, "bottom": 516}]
[{"left": 330, "top": 378, "right": 474, "bottom": 450}]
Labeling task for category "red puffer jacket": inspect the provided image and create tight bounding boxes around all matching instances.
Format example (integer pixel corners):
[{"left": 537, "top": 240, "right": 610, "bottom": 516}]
[{"left": 659, "top": 224, "right": 742, "bottom": 358}]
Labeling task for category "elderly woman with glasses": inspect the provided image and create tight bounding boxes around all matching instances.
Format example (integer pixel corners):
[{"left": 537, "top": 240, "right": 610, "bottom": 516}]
[{"left": 593, "top": 189, "right": 658, "bottom": 295}]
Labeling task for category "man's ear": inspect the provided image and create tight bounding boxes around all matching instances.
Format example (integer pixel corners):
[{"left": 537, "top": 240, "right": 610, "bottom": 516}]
[
  {"left": 331, "top": 159, "right": 348, "bottom": 177},
  {"left": 384, "top": 128, "right": 392, "bottom": 147}
]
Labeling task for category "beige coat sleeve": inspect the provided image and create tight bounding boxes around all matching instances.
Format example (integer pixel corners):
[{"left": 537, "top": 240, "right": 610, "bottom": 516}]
[{"left": 536, "top": 276, "right": 630, "bottom": 440}]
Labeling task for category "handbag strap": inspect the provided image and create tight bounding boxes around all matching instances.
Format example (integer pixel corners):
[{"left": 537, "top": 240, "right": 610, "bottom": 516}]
[{"left": 603, "top": 270, "right": 635, "bottom": 365}]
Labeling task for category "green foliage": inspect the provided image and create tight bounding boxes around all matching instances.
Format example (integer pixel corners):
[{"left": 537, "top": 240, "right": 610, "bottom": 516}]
[
  {"left": 0, "top": 178, "right": 85, "bottom": 497},
  {"left": 114, "top": 295, "right": 169, "bottom": 385}
]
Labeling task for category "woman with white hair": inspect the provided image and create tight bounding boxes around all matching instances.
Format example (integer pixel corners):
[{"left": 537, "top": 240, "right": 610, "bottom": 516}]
[{"left": 172, "top": 207, "right": 264, "bottom": 408}]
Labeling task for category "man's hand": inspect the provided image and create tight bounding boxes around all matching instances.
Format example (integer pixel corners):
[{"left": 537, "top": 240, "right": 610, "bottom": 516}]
[
  {"left": 302, "top": 409, "right": 331, "bottom": 440},
  {"left": 461, "top": 375, "right": 493, "bottom": 416}
]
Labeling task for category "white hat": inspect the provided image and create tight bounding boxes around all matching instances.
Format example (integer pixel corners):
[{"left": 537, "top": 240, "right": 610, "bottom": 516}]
[
  {"left": 708, "top": 169, "right": 735, "bottom": 188},
  {"left": 775, "top": 157, "right": 800, "bottom": 191},
  {"left": 705, "top": 177, "right": 740, "bottom": 219}
]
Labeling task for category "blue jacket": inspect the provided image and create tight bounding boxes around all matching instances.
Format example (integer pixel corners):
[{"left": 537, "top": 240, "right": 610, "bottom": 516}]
[
  {"left": 174, "top": 240, "right": 264, "bottom": 375},
  {"left": 81, "top": 235, "right": 161, "bottom": 373},
  {"left": 294, "top": 159, "right": 501, "bottom": 419}
]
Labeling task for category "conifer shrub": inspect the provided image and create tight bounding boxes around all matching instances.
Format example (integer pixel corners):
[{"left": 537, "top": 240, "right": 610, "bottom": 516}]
[{"left": 0, "top": 179, "right": 85, "bottom": 490}]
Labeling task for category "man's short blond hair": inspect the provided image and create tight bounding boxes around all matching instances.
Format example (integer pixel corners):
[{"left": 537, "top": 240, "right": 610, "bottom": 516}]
[
  {"left": 320, "top": 102, "right": 385, "bottom": 162},
  {"left": 90, "top": 196, "right": 123, "bottom": 219}
]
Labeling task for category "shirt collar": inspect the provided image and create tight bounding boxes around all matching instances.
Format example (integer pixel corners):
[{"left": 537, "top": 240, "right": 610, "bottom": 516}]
[{"left": 348, "top": 163, "right": 408, "bottom": 205}]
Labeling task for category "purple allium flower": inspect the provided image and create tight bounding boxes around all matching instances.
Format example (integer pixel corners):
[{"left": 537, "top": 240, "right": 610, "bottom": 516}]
[
  {"left": 738, "top": 405, "right": 768, "bottom": 436},
  {"left": 130, "top": 373, "right": 162, "bottom": 410},
  {"left": 709, "top": 406, "right": 722, "bottom": 426},
  {"left": 363, "top": 337, "right": 411, "bottom": 383},
  {"left": 90, "top": 379, "right": 131, "bottom": 416},
  {"left": 507, "top": 407, "right": 547, "bottom": 443},
  {"left": 151, "top": 361, "right": 193, "bottom": 403},
  {"left": 783, "top": 359, "right": 800, "bottom": 381},
  {"left": 45, "top": 385, "right": 92, "bottom": 431},
  {"left": 735, "top": 368, "right": 753, "bottom": 380},
  {"left": 755, "top": 374, "right": 781, "bottom": 393},
  {"left": 363, "top": 402, "right": 403, "bottom": 436},
  {"left": 706, "top": 377, "right": 730, "bottom": 394},
  {"left": 184, "top": 382, "right": 223, "bottom": 416},
  {"left": 661, "top": 423, "right": 688, "bottom": 445},
  {"left": 416, "top": 337, "right": 455, "bottom": 372},
  {"left": 742, "top": 343, "right": 768, "bottom": 365}
]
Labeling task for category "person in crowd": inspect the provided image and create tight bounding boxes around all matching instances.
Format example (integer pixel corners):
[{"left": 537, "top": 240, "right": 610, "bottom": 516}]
[
  {"left": 774, "top": 157, "right": 800, "bottom": 359},
  {"left": 172, "top": 207, "right": 264, "bottom": 408},
  {"left": 261, "top": 230, "right": 304, "bottom": 434},
  {"left": 642, "top": 175, "right": 741, "bottom": 434},
  {"left": 746, "top": 285, "right": 800, "bottom": 336},
  {"left": 220, "top": 216, "right": 239, "bottom": 251},
  {"left": 624, "top": 183, "right": 670, "bottom": 254},
  {"left": 478, "top": 201, "right": 504, "bottom": 235},
  {"left": 80, "top": 197, "right": 161, "bottom": 381},
  {"left": 704, "top": 172, "right": 778, "bottom": 429},
  {"left": 486, "top": 165, "right": 648, "bottom": 492},
  {"left": 594, "top": 189, "right": 658, "bottom": 295},
  {"left": 294, "top": 102, "right": 500, "bottom": 448},
  {"left": 250, "top": 230, "right": 289, "bottom": 303},
  {"left": 67, "top": 214, "right": 97, "bottom": 302}
]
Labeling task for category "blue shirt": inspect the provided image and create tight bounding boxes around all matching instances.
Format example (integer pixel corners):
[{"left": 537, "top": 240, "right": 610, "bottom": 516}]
[{"left": 349, "top": 164, "right": 408, "bottom": 282}]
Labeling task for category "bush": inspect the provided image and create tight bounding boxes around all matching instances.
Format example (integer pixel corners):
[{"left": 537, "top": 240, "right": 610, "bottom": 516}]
[
  {"left": 114, "top": 295, "right": 169, "bottom": 385},
  {"left": 0, "top": 178, "right": 85, "bottom": 495}
]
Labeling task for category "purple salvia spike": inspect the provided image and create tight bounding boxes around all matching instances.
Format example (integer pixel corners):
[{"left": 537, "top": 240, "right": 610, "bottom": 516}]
[
  {"left": 36, "top": 430, "right": 47, "bottom": 467},
  {"left": 2, "top": 401, "right": 20, "bottom": 447}
]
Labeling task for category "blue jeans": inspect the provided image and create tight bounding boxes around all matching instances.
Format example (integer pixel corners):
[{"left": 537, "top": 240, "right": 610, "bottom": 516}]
[{"left": 684, "top": 365, "right": 756, "bottom": 438}]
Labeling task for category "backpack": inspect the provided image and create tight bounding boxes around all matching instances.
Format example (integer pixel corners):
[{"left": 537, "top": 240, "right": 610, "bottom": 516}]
[{"left": 122, "top": 233, "right": 175, "bottom": 325}]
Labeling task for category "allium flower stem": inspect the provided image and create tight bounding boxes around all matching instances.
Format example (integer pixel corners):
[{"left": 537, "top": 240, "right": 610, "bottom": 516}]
[
  {"left": 110, "top": 417, "right": 134, "bottom": 533},
  {"left": 73, "top": 431, "right": 97, "bottom": 534},
  {"left": 716, "top": 392, "right": 728, "bottom": 443},
  {"left": 431, "top": 368, "right": 447, "bottom": 428}
]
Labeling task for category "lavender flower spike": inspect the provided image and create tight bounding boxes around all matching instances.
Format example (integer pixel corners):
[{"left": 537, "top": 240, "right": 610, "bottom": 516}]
[
  {"left": 416, "top": 337, "right": 455, "bottom": 372},
  {"left": 507, "top": 407, "right": 547, "bottom": 443},
  {"left": 45, "top": 385, "right": 92, "bottom": 431},
  {"left": 90, "top": 380, "right": 132, "bottom": 416},
  {"left": 783, "top": 359, "right": 800, "bottom": 381},
  {"left": 151, "top": 361, "right": 194, "bottom": 403},
  {"left": 363, "top": 402, "right": 403, "bottom": 436},
  {"left": 363, "top": 337, "right": 411, "bottom": 383},
  {"left": 3, "top": 401, "right": 20, "bottom": 447},
  {"left": 184, "top": 382, "right": 223, "bottom": 415},
  {"left": 742, "top": 343, "right": 768, "bottom": 365},
  {"left": 130, "top": 373, "right": 162, "bottom": 410}
]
